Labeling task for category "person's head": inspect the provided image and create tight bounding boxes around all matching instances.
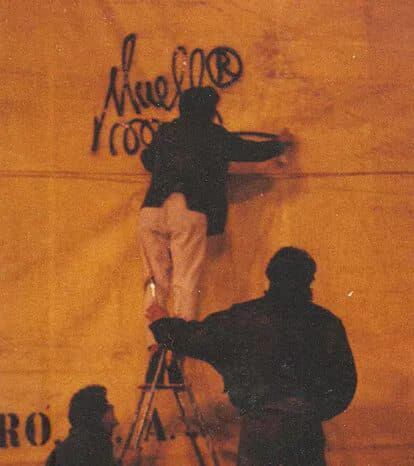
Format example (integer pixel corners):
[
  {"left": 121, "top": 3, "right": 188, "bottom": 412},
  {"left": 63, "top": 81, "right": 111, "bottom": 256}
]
[
  {"left": 266, "top": 247, "right": 316, "bottom": 301},
  {"left": 68, "top": 385, "right": 118, "bottom": 435},
  {"left": 179, "top": 86, "right": 219, "bottom": 122}
]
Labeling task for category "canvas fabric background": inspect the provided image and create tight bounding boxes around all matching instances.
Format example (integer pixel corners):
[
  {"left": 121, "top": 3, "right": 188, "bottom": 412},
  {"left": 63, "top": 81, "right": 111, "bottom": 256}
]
[{"left": 1, "top": 1, "right": 413, "bottom": 465}]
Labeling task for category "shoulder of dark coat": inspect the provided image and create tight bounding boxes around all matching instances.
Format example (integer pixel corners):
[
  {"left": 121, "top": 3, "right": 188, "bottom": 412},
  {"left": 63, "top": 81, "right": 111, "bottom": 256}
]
[
  {"left": 211, "top": 122, "right": 228, "bottom": 131},
  {"left": 209, "top": 122, "right": 230, "bottom": 137},
  {"left": 156, "top": 121, "right": 172, "bottom": 133},
  {"left": 308, "top": 302, "right": 344, "bottom": 327},
  {"left": 51, "top": 435, "right": 79, "bottom": 461},
  {"left": 152, "top": 119, "right": 179, "bottom": 133},
  {"left": 203, "top": 298, "right": 264, "bottom": 323},
  {"left": 227, "top": 297, "right": 267, "bottom": 316}
]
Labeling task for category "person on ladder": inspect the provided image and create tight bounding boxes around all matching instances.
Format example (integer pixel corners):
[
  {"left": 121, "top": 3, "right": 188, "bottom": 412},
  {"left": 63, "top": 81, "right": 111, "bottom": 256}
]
[{"left": 139, "top": 86, "right": 295, "bottom": 380}]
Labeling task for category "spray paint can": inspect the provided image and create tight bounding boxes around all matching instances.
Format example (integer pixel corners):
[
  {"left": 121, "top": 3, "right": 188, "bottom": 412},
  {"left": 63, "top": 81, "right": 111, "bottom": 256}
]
[{"left": 148, "top": 276, "right": 157, "bottom": 304}]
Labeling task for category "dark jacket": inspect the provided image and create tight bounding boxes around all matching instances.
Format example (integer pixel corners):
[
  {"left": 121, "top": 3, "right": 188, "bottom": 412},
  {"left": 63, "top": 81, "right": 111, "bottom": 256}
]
[
  {"left": 141, "top": 118, "right": 286, "bottom": 236},
  {"left": 150, "top": 295, "right": 357, "bottom": 420},
  {"left": 45, "top": 428, "right": 115, "bottom": 466}
]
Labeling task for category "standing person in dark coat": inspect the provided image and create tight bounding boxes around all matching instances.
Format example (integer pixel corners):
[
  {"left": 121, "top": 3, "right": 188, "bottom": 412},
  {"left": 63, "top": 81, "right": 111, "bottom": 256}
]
[
  {"left": 139, "top": 86, "right": 295, "bottom": 353},
  {"left": 45, "top": 385, "right": 118, "bottom": 466},
  {"left": 146, "top": 247, "right": 357, "bottom": 466}
]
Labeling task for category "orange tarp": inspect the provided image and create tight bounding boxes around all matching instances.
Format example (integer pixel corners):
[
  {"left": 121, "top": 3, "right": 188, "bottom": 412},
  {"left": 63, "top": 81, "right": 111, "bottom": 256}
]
[{"left": 1, "top": 1, "right": 413, "bottom": 465}]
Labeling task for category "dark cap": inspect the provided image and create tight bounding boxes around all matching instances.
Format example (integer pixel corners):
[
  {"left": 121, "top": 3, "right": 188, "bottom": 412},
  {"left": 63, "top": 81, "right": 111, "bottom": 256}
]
[
  {"left": 266, "top": 247, "right": 316, "bottom": 285},
  {"left": 179, "top": 87, "right": 219, "bottom": 120}
]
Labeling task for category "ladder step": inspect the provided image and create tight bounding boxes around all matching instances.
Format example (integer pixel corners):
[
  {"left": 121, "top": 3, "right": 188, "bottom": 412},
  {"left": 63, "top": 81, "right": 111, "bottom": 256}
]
[{"left": 138, "top": 383, "right": 186, "bottom": 391}]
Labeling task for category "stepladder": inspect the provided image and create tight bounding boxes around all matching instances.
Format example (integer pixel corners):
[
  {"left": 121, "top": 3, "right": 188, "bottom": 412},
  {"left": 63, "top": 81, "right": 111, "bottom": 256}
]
[{"left": 118, "top": 349, "right": 221, "bottom": 466}]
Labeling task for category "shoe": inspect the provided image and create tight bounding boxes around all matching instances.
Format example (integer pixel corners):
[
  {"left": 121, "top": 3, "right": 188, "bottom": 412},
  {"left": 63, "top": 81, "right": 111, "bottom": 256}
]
[{"left": 145, "top": 349, "right": 165, "bottom": 384}]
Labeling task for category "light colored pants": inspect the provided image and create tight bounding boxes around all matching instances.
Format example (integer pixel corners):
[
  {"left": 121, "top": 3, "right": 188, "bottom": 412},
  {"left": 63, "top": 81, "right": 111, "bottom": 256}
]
[{"left": 139, "top": 193, "right": 208, "bottom": 345}]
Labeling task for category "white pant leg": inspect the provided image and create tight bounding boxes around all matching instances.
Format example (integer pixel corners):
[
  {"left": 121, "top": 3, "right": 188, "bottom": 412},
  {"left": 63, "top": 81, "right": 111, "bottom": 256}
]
[
  {"left": 165, "top": 194, "right": 207, "bottom": 320},
  {"left": 139, "top": 207, "right": 172, "bottom": 345}
]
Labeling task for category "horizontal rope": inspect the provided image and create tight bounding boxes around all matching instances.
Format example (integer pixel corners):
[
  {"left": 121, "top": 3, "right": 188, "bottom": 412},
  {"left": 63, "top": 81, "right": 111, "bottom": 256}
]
[{"left": 0, "top": 169, "right": 413, "bottom": 183}]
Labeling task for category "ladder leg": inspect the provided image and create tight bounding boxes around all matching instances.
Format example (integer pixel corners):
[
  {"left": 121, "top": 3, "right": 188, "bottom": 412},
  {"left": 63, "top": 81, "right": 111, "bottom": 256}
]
[
  {"left": 134, "top": 349, "right": 167, "bottom": 449},
  {"left": 182, "top": 376, "right": 221, "bottom": 466},
  {"left": 173, "top": 390, "right": 207, "bottom": 466},
  {"left": 118, "top": 349, "right": 167, "bottom": 466},
  {"left": 119, "top": 389, "right": 146, "bottom": 463}
]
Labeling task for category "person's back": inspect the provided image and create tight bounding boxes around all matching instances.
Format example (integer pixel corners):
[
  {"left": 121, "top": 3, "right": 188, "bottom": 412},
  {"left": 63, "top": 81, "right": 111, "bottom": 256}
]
[
  {"left": 142, "top": 117, "right": 229, "bottom": 231},
  {"left": 141, "top": 86, "right": 291, "bottom": 236},
  {"left": 202, "top": 296, "right": 356, "bottom": 420}
]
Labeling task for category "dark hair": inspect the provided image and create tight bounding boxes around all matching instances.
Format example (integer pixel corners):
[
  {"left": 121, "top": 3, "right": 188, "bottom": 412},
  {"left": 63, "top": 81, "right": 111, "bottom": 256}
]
[
  {"left": 266, "top": 247, "right": 316, "bottom": 286},
  {"left": 68, "top": 385, "right": 110, "bottom": 429},
  {"left": 179, "top": 87, "right": 219, "bottom": 120}
]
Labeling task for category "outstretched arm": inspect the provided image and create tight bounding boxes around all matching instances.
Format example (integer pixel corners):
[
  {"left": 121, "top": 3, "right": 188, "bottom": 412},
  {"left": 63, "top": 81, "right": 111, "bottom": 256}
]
[
  {"left": 225, "top": 128, "right": 295, "bottom": 162},
  {"left": 146, "top": 304, "right": 225, "bottom": 362}
]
